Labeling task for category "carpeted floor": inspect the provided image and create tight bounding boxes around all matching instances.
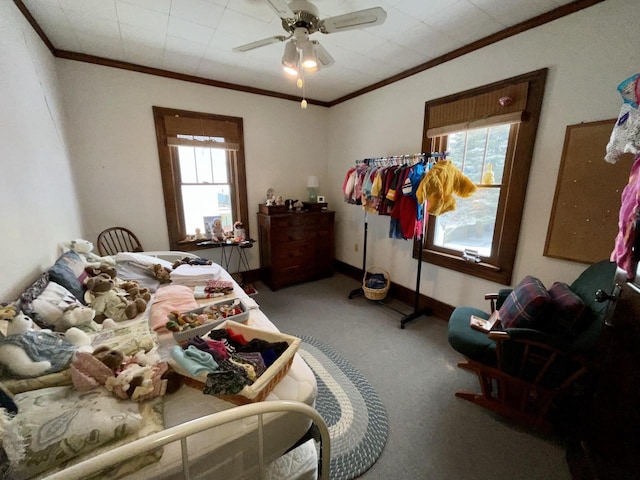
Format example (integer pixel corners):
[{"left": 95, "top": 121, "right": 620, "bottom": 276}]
[
  {"left": 298, "top": 335, "right": 388, "bottom": 480},
  {"left": 256, "top": 273, "right": 571, "bottom": 480}
]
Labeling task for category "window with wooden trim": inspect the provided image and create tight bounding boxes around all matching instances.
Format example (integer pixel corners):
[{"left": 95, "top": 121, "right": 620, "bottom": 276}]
[
  {"left": 152, "top": 107, "right": 248, "bottom": 251},
  {"left": 421, "top": 69, "right": 548, "bottom": 285}
]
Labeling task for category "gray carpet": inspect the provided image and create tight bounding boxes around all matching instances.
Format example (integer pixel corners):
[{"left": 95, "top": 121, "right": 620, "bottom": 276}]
[{"left": 255, "top": 273, "right": 571, "bottom": 480}]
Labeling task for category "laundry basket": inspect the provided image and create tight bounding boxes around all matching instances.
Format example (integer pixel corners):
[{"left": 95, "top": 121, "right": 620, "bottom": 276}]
[{"left": 362, "top": 266, "right": 390, "bottom": 301}]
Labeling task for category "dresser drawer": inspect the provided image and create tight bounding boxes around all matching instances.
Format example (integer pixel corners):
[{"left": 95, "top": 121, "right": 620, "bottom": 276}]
[
  {"left": 270, "top": 214, "right": 312, "bottom": 229},
  {"left": 272, "top": 243, "right": 308, "bottom": 266},
  {"left": 271, "top": 227, "right": 308, "bottom": 243}
]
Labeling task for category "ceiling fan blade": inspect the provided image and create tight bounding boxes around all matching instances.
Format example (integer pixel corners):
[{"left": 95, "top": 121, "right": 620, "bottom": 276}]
[
  {"left": 264, "top": 0, "right": 295, "bottom": 19},
  {"left": 232, "top": 35, "right": 288, "bottom": 52},
  {"left": 312, "top": 41, "right": 335, "bottom": 68},
  {"left": 319, "top": 7, "right": 387, "bottom": 34}
]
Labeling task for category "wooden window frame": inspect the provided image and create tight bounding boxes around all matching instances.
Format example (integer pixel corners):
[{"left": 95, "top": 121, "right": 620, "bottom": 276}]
[
  {"left": 419, "top": 69, "right": 548, "bottom": 285},
  {"left": 152, "top": 106, "right": 249, "bottom": 251}
]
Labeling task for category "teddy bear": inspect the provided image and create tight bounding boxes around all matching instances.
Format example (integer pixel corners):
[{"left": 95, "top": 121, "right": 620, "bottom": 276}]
[
  {"left": 0, "top": 306, "right": 87, "bottom": 378},
  {"left": 71, "top": 345, "right": 173, "bottom": 401},
  {"left": 85, "top": 274, "right": 146, "bottom": 323},
  {"left": 118, "top": 280, "right": 151, "bottom": 304},
  {"left": 86, "top": 262, "right": 117, "bottom": 279},
  {"left": 151, "top": 263, "right": 171, "bottom": 284}
]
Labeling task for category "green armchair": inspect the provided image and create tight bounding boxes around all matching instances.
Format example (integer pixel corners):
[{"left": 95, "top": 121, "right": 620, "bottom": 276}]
[{"left": 447, "top": 260, "right": 617, "bottom": 432}]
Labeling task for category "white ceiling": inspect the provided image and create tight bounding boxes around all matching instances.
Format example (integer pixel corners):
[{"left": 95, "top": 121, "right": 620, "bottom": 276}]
[{"left": 20, "top": 0, "right": 579, "bottom": 103}]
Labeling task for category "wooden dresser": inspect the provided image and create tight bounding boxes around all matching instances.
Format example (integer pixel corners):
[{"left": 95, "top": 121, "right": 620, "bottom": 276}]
[{"left": 257, "top": 210, "right": 335, "bottom": 290}]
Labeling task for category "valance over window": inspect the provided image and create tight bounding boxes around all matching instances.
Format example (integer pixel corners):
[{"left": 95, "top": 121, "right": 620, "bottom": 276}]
[{"left": 426, "top": 81, "right": 529, "bottom": 138}]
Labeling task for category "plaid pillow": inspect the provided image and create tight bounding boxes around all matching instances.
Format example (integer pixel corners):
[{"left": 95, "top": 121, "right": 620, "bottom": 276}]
[
  {"left": 547, "top": 282, "right": 586, "bottom": 336},
  {"left": 498, "top": 276, "right": 552, "bottom": 329}
]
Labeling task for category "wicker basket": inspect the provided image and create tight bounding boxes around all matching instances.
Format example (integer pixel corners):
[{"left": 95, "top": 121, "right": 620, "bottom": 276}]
[
  {"left": 172, "top": 320, "right": 300, "bottom": 405},
  {"left": 362, "top": 266, "right": 390, "bottom": 301}
]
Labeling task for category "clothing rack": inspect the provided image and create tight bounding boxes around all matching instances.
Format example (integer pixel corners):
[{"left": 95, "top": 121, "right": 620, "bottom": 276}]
[{"left": 346, "top": 152, "right": 448, "bottom": 329}]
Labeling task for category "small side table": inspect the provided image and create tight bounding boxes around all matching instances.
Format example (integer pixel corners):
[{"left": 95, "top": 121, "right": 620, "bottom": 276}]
[{"left": 196, "top": 239, "right": 254, "bottom": 274}]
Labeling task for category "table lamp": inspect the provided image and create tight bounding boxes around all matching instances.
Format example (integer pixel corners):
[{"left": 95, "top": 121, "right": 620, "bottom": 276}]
[{"left": 307, "top": 176, "right": 319, "bottom": 202}]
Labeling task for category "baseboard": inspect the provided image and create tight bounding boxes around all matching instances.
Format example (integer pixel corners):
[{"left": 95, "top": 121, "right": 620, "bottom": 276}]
[
  {"left": 239, "top": 269, "right": 261, "bottom": 284},
  {"left": 334, "top": 260, "right": 453, "bottom": 321}
]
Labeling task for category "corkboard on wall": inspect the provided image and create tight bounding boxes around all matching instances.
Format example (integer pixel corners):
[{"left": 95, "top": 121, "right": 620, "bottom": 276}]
[{"left": 544, "top": 119, "right": 635, "bottom": 264}]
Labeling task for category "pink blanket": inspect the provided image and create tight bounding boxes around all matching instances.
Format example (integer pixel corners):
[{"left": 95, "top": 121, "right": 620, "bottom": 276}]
[{"left": 149, "top": 285, "right": 198, "bottom": 332}]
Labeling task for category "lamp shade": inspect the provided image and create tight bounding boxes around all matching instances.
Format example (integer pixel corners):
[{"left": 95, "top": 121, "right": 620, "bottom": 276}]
[
  {"left": 300, "top": 39, "right": 317, "bottom": 70},
  {"left": 307, "top": 176, "right": 319, "bottom": 188},
  {"left": 282, "top": 40, "right": 299, "bottom": 76}
]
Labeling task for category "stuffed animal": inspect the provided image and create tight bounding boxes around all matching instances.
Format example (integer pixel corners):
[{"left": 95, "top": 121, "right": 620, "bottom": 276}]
[
  {"left": 118, "top": 280, "right": 151, "bottom": 304},
  {"left": 61, "top": 238, "right": 111, "bottom": 264},
  {"left": 68, "top": 239, "right": 94, "bottom": 254},
  {"left": 71, "top": 345, "right": 171, "bottom": 400},
  {"left": 0, "top": 309, "right": 80, "bottom": 378},
  {"left": 85, "top": 273, "right": 145, "bottom": 323},
  {"left": 93, "top": 345, "right": 125, "bottom": 371},
  {"left": 57, "top": 305, "right": 96, "bottom": 332},
  {"left": 0, "top": 303, "right": 18, "bottom": 322},
  {"left": 86, "top": 262, "right": 117, "bottom": 279},
  {"left": 151, "top": 263, "right": 171, "bottom": 284}
]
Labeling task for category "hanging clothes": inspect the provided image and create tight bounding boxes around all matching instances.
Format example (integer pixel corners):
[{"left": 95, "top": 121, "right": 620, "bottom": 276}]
[
  {"left": 343, "top": 154, "right": 462, "bottom": 238},
  {"left": 416, "top": 160, "right": 477, "bottom": 216},
  {"left": 605, "top": 73, "right": 640, "bottom": 164},
  {"left": 343, "top": 152, "right": 455, "bottom": 327},
  {"left": 611, "top": 154, "right": 640, "bottom": 279}
]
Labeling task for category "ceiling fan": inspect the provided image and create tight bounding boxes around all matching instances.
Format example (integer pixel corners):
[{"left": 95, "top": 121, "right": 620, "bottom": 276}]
[{"left": 233, "top": 0, "right": 387, "bottom": 74}]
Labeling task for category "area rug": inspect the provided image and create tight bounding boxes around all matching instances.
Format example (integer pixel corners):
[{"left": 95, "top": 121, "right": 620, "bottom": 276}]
[{"left": 297, "top": 335, "right": 388, "bottom": 480}]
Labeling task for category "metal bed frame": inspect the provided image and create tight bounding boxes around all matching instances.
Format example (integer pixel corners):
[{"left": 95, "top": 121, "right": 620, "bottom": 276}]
[
  {"left": 51, "top": 252, "right": 330, "bottom": 479},
  {"left": 45, "top": 400, "right": 330, "bottom": 480}
]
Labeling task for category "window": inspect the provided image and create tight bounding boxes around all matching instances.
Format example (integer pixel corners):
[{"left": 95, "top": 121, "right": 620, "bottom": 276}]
[
  {"left": 152, "top": 107, "right": 248, "bottom": 251},
  {"left": 421, "top": 69, "right": 548, "bottom": 284}
]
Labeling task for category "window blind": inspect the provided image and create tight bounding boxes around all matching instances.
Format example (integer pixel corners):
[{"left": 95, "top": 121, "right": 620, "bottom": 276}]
[{"left": 426, "top": 81, "right": 528, "bottom": 138}]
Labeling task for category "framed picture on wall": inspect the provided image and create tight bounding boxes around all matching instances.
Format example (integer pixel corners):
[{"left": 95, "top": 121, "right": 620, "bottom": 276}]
[{"left": 317, "top": 195, "right": 325, "bottom": 203}]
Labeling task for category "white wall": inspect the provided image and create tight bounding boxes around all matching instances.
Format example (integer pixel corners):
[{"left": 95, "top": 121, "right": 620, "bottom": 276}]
[
  {"left": 327, "top": 0, "right": 640, "bottom": 310},
  {"left": 57, "top": 61, "right": 329, "bottom": 267},
  {"left": 0, "top": 2, "right": 83, "bottom": 301},
  {"left": 3, "top": 0, "right": 638, "bottom": 312}
]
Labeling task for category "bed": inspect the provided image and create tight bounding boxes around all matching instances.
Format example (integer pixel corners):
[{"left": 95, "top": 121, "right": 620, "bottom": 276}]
[{"left": 1, "top": 250, "right": 329, "bottom": 480}]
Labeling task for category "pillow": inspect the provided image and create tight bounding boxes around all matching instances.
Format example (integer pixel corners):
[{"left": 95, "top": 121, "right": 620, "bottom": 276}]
[
  {"left": 498, "top": 275, "right": 552, "bottom": 329},
  {"left": 53, "top": 250, "right": 87, "bottom": 278},
  {"left": 18, "top": 273, "right": 50, "bottom": 327},
  {"left": 47, "top": 251, "right": 87, "bottom": 304},
  {"left": 115, "top": 252, "right": 173, "bottom": 271},
  {"left": 547, "top": 281, "right": 586, "bottom": 337},
  {"left": 3, "top": 386, "right": 142, "bottom": 480},
  {"left": 30, "top": 281, "right": 83, "bottom": 329}
]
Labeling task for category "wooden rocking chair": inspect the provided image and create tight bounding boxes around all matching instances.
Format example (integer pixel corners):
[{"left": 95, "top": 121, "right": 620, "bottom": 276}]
[{"left": 447, "top": 260, "right": 616, "bottom": 432}]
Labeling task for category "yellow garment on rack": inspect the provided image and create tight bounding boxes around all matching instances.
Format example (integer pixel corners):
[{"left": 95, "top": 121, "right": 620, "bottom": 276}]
[{"left": 416, "top": 160, "right": 477, "bottom": 216}]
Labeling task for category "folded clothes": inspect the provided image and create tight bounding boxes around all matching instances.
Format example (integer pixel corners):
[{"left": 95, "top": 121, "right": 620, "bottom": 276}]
[
  {"left": 366, "top": 273, "right": 387, "bottom": 289},
  {"left": 170, "top": 345, "right": 218, "bottom": 376},
  {"left": 193, "top": 285, "right": 226, "bottom": 299},
  {"left": 204, "top": 369, "right": 249, "bottom": 396},
  {"left": 204, "top": 280, "right": 234, "bottom": 294},
  {"left": 170, "top": 264, "right": 222, "bottom": 287}
]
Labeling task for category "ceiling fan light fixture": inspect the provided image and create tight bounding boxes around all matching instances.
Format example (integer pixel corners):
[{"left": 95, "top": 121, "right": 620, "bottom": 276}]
[
  {"left": 283, "top": 65, "right": 299, "bottom": 76},
  {"left": 281, "top": 40, "right": 299, "bottom": 76},
  {"left": 300, "top": 40, "right": 317, "bottom": 70}
]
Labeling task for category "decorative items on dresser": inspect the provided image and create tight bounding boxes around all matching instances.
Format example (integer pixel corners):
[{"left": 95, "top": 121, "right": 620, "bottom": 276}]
[{"left": 257, "top": 209, "right": 335, "bottom": 290}]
